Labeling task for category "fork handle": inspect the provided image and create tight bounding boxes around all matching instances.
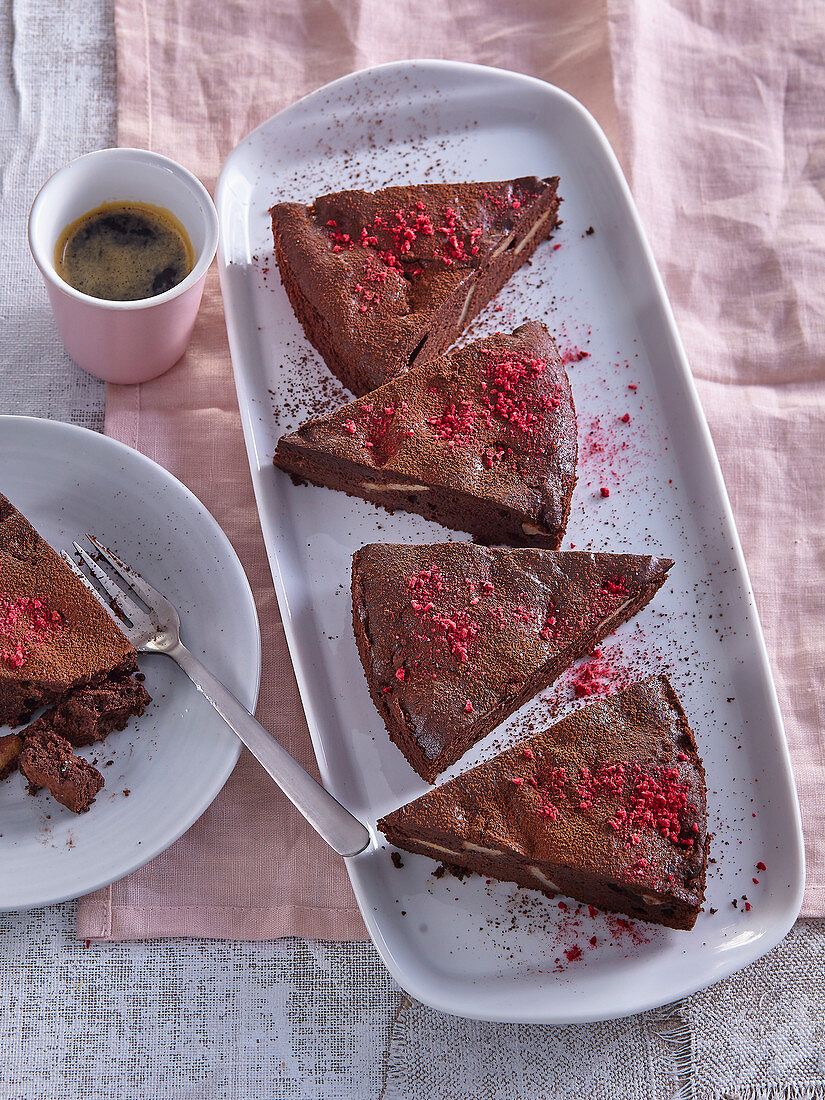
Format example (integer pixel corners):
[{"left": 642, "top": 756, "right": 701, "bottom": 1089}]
[{"left": 166, "top": 640, "right": 371, "bottom": 857}]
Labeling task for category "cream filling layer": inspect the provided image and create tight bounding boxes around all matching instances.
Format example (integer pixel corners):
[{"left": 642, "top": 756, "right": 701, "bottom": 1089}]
[
  {"left": 361, "top": 481, "right": 430, "bottom": 492},
  {"left": 456, "top": 285, "right": 476, "bottom": 329},
  {"left": 598, "top": 598, "right": 635, "bottom": 630},
  {"left": 409, "top": 839, "right": 460, "bottom": 858},
  {"left": 405, "top": 839, "right": 501, "bottom": 859},
  {"left": 514, "top": 210, "right": 553, "bottom": 255},
  {"left": 490, "top": 231, "right": 515, "bottom": 258},
  {"left": 640, "top": 893, "right": 667, "bottom": 906},
  {"left": 463, "top": 841, "right": 500, "bottom": 856},
  {"left": 528, "top": 866, "right": 561, "bottom": 893}
]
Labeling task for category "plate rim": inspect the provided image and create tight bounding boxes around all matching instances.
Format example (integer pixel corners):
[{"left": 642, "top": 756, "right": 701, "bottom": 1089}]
[
  {"left": 0, "top": 414, "right": 262, "bottom": 910},
  {"left": 216, "top": 59, "right": 805, "bottom": 1023}
]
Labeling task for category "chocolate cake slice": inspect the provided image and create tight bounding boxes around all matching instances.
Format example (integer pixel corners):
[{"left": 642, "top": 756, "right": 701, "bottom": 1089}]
[
  {"left": 352, "top": 543, "right": 673, "bottom": 781},
  {"left": 7, "top": 673, "right": 149, "bottom": 812},
  {"left": 19, "top": 673, "right": 150, "bottom": 748},
  {"left": 18, "top": 731, "right": 104, "bottom": 814},
  {"left": 274, "top": 322, "right": 576, "bottom": 548},
  {"left": 0, "top": 493, "right": 136, "bottom": 727},
  {"left": 379, "top": 677, "right": 708, "bottom": 930},
  {"left": 270, "top": 177, "right": 561, "bottom": 395}
]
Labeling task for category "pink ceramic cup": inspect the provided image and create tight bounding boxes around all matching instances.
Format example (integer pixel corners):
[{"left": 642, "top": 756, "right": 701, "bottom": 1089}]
[{"left": 28, "top": 148, "right": 219, "bottom": 384}]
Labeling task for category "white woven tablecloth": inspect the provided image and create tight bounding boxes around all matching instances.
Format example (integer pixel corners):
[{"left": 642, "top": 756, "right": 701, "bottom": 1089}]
[{"left": 0, "top": 2, "right": 823, "bottom": 1097}]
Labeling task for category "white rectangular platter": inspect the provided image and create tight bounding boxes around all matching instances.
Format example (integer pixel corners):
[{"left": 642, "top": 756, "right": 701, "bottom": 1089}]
[{"left": 216, "top": 60, "right": 804, "bottom": 1024}]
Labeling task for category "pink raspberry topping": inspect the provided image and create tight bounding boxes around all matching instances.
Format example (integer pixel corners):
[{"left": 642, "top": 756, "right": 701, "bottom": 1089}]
[{"left": 0, "top": 594, "right": 64, "bottom": 668}]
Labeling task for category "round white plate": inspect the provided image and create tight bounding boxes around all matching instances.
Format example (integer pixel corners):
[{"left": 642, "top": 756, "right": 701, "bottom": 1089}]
[{"left": 0, "top": 415, "right": 261, "bottom": 909}]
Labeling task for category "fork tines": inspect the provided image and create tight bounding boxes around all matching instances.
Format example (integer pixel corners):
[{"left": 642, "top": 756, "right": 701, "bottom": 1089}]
[{"left": 61, "top": 538, "right": 153, "bottom": 642}]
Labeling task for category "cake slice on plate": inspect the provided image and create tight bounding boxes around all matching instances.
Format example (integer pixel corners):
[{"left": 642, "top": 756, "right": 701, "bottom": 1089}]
[
  {"left": 0, "top": 673, "right": 149, "bottom": 787},
  {"left": 16, "top": 679, "right": 151, "bottom": 813},
  {"left": 270, "top": 177, "right": 561, "bottom": 395},
  {"left": 274, "top": 321, "right": 576, "bottom": 548},
  {"left": 352, "top": 543, "right": 673, "bottom": 781},
  {"left": 25, "top": 675, "right": 151, "bottom": 747},
  {"left": 18, "top": 730, "right": 104, "bottom": 814},
  {"left": 379, "top": 677, "right": 708, "bottom": 930},
  {"left": 0, "top": 492, "right": 137, "bottom": 728}
]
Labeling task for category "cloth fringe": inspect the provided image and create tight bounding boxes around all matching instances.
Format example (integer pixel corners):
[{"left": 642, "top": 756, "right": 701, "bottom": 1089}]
[
  {"left": 722, "top": 1088, "right": 825, "bottom": 1100},
  {"left": 647, "top": 1001, "right": 694, "bottom": 1100}
]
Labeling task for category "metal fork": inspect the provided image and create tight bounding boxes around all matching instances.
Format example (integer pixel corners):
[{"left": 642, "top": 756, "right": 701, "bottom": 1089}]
[{"left": 62, "top": 535, "right": 371, "bottom": 858}]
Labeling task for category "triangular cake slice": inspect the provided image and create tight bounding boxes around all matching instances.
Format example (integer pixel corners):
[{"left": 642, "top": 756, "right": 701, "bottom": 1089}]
[
  {"left": 270, "top": 177, "right": 561, "bottom": 395},
  {"left": 0, "top": 493, "right": 137, "bottom": 727},
  {"left": 379, "top": 677, "right": 708, "bottom": 930},
  {"left": 352, "top": 543, "right": 673, "bottom": 781},
  {"left": 275, "top": 322, "right": 576, "bottom": 548}
]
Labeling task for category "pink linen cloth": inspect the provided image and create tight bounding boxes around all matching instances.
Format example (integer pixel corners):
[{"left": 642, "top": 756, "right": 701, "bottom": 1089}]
[{"left": 78, "top": 0, "right": 824, "bottom": 938}]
